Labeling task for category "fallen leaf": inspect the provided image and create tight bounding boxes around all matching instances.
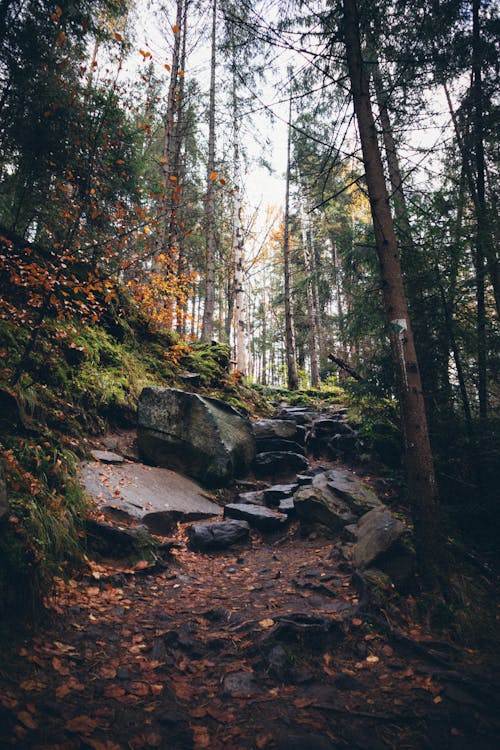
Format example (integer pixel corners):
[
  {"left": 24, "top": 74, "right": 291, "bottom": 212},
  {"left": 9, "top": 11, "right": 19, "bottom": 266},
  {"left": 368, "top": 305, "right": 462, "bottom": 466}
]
[
  {"left": 65, "top": 715, "right": 98, "bottom": 734},
  {"left": 52, "top": 657, "right": 71, "bottom": 675},
  {"left": 192, "top": 726, "right": 210, "bottom": 749},
  {"left": 17, "top": 711, "right": 38, "bottom": 730},
  {"left": 258, "top": 618, "right": 274, "bottom": 629},
  {"left": 256, "top": 734, "right": 273, "bottom": 749},
  {"left": 366, "top": 655, "right": 380, "bottom": 664}
]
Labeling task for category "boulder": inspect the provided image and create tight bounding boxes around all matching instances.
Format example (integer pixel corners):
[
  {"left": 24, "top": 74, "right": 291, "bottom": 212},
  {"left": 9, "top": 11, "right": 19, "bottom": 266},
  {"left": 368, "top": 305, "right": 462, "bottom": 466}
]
[
  {"left": 293, "top": 469, "right": 377, "bottom": 532},
  {"left": 293, "top": 485, "right": 356, "bottom": 532},
  {"left": 324, "top": 468, "right": 381, "bottom": 514},
  {"left": 253, "top": 420, "right": 306, "bottom": 444},
  {"left": 90, "top": 449, "right": 125, "bottom": 464},
  {"left": 254, "top": 451, "right": 308, "bottom": 477},
  {"left": 236, "top": 490, "right": 266, "bottom": 506},
  {"left": 255, "top": 437, "right": 306, "bottom": 455},
  {"left": 327, "top": 433, "right": 358, "bottom": 456},
  {"left": 80, "top": 461, "right": 219, "bottom": 534},
  {"left": 353, "top": 507, "right": 410, "bottom": 570},
  {"left": 137, "top": 387, "right": 255, "bottom": 487},
  {"left": 310, "top": 418, "right": 354, "bottom": 438},
  {"left": 224, "top": 503, "right": 287, "bottom": 532},
  {"left": 188, "top": 520, "right": 250, "bottom": 551},
  {"left": 296, "top": 474, "right": 313, "bottom": 486},
  {"left": 85, "top": 519, "right": 156, "bottom": 558},
  {"left": 278, "top": 409, "right": 320, "bottom": 425},
  {"left": 263, "top": 483, "right": 299, "bottom": 505},
  {"left": 278, "top": 497, "right": 295, "bottom": 515}
]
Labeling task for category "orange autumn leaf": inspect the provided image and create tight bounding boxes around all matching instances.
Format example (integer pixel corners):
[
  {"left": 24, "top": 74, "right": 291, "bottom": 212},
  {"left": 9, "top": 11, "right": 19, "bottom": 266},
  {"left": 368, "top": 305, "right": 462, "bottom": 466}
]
[
  {"left": 172, "top": 24, "right": 180, "bottom": 33},
  {"left": 65, "top": 715, "right": 98, "bottom": 734},
  {"left": 192, "top": 726, "right": 210, "bottom": 749},
  {"left": 17, "top": 711, "right": 38, "bottom": 730},
  {"left": 114, "top": 32, "right": 123, "bottom": 42},
  {"left": 209, "top": 171, "right": 218, "bottom": 181}
]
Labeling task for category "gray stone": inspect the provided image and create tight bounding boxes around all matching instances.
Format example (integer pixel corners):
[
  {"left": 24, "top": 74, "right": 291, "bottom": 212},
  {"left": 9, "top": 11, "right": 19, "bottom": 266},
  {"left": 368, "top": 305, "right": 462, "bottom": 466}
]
[
  {"left": 327, "top": 433, "right": 358, "bottom": 455},
  {"left": 254, "top": 451, "right": 308, "bottom": 477},
  {"left": 255, "top": 437, "right": 306, "bottom": 455},
  {"left": 296, "top": 474, "right": 313, "bottom": 486},
  {"left": 85, "top": 519, "right": 156, "bottom": 557},
  {"left": 294, "top": 487, "right": 354, "bottom": 531},
  {"left": 224, "top": 503, "right": 287, "bottom": 532},
  {"left": 90, "top": 449, "right": 125, "bottom": 464},
  {"left": 324, "top": 468, "right": 381, "bottom": 514},
  {"left": 353, "top": 507, "right": 407, "bottom": 568},
  {"left": 0, "top": 461, "right": 8, "bottom": 519},
  {"left": 253, "top": 419, "right": 305, "bottom": 444},
  {"left": 137, "top": 387, "right": 255, "bottom": 487},
  {"left": 297, "top": 470, "right": 381, "bottom": 528},
  {"left": 263, "top": 483, "right": 299, "bottom": 505},
  {"left": 188, "top": 520, "right": 250, "bottom": 551},
  {"left": 278, "top": 497, "right": 295, "bottom": 515},
  {"left": 311, "top": 418, "right": 354, "bottom": 438},
  {"left": 222, "top": 671, "right": 257, "bottom": 696},
  {"left": 236, "top": 490, "right": 266, "bottom": 506},
  {"left": 80, "top": 461, "right": 219, "bottom": 534}
]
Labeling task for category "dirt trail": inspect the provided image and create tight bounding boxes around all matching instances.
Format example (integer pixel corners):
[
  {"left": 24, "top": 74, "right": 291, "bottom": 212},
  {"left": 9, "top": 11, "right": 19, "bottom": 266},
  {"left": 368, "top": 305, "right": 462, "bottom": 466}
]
[{"left": 1, "top": 440, "right": 499, "bottom": 749}]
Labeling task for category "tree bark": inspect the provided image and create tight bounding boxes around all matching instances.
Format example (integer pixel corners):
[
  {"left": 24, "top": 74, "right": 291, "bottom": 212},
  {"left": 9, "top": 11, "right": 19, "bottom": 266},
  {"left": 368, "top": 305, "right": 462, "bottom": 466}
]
[
  {"left": 201, "top": 0, "right": 218, "bottom": 341},
  {"left": 283, "top": 97, "right": 299, "bottom": 390},
  {"left": 342, "top": 0, "right": 447, "bottom": 588},
  {"left": 472, "top": 0, "right": 488, "bottom": 419},
  {"left": 231, "top": 40, "right": 247, "bottom": 375},
  {"left": 300, "top": 196, "right": 320, "bottom": 386}
]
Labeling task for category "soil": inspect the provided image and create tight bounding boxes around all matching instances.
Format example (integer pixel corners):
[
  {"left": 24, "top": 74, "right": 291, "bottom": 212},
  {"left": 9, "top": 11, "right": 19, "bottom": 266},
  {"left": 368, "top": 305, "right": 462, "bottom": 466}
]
[{"left": 1, "top": 433, "right": 499, "bottom": 750}]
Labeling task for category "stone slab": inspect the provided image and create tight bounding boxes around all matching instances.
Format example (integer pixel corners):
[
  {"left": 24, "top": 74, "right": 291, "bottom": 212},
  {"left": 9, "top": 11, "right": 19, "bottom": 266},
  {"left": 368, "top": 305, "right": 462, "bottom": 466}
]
[{"left": 80, "top": 461, "right": 219, "bottom": 534}]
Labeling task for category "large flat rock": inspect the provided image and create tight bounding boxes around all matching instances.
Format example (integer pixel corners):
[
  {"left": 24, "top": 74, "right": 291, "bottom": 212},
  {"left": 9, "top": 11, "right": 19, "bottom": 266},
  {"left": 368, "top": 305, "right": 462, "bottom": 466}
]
[{"left": 80, "top": 461, "right": 220, "bottom": 534}]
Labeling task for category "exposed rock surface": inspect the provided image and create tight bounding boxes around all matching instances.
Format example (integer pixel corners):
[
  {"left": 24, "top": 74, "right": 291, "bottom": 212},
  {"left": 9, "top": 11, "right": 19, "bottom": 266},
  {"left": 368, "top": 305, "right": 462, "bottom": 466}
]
[
  {"left": 85, "top": 519, "right": 156, "bottom": 558},
  {"left": 353, "top": 507, "right": 412, "bottom": 575},
  {"left": 81, "top": 461, "right": 219, "bottom": 534},
  {"left": 255, "top": 437, "right": 306, "bottom": 455},
  {"left": 224, "top": 503, "right": 287, "bottom": 532},
  {"left": 254, "top": 451, "right": 308, "bottom": 477},
  {"left": 137, "top": 387, "right": 255, "bottom": 487},
  {"left": 252, "top": 419, "right": 305, "bottom": 444},
  {"left": 293, "top": 469, "right": 379, "bottom": 531},
  {"left": 263, "top": 483, "right": 299, "bottom": 505},
  {"left": 188, "top": 520, "right": 250, "bottom": 551},
  {"left": 90, "top": 449, "right": 125, "bottom": 464},
  {"left": 236, "top": 490, "right": 266, "bottom": 506}
]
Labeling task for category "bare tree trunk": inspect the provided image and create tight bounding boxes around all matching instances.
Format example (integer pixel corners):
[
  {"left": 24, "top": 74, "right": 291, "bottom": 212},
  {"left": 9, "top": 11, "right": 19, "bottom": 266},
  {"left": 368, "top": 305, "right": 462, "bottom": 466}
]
[
  {"left": 300, "top": 196, "right": 320, "bottom": 386},
  {"left": 472, "top": 0, "right": 488, "bottom": 419},
  {"left": 231, "top": 42, "right": 247, "bottom": 374},
  {"left": 343, "top": 0, "right": 447, "bottom": 588},
  {"left": 158, "top": 0, "right": 184, "bottom": 329},
  {"left": 201, "top": 0, "right": 217, "bottom": 341},
  {"left": 284, "top": 96, "right": 299, "bottom": 390},
  {"left": 261, "top": 287, "right": 267, "bottom": 385}
]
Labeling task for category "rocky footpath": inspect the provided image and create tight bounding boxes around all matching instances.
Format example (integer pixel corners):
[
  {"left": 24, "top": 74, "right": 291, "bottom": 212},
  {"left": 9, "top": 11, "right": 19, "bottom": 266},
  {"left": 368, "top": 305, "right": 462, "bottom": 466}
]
[{"left": 1, "top": 395, "right": 499, "bottom": 749}]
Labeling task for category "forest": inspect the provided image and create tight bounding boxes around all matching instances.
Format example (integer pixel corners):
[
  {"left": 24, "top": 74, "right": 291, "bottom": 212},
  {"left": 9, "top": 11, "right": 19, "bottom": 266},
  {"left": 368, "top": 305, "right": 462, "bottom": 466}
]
[{"left": 0, "top": 0, "right": 499, "bottom": 748}]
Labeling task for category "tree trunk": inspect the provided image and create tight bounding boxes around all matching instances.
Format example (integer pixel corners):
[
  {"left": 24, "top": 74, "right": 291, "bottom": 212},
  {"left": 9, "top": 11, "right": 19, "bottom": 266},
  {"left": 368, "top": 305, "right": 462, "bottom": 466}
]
[
  {"left": 157, "top": 0, "right": 184, "bottom": 330},
  {"left": 231, "top": 41, "right": 247, "bottom": 374},
  {"left": 201, "top": 0, "right": 217, "bottom": 342},
  {"left": 284, "top": 97, "right": 299, "bottom": 390},
  {"left": 300, "top": 196, "right": 320, "bottom": 386},
  {"left": 342, "top": 0, "right": 447, "bottom": 588},
  {"left": 472, "top": 0, "right": 488, "bottom": 419}
]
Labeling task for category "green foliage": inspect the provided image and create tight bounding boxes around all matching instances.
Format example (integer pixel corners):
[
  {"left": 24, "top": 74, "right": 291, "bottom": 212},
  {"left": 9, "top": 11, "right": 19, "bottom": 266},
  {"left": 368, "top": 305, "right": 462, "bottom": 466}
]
[{"left": 346, "top": 390, "right": 403, "bottom": 470}]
